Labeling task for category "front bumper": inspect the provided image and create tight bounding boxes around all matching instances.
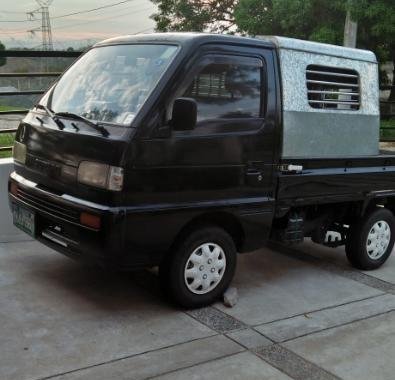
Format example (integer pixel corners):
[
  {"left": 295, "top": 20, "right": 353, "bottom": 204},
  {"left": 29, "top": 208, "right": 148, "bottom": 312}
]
[{"left": 8, "top": 171, "right": 126, "bottom": 268}]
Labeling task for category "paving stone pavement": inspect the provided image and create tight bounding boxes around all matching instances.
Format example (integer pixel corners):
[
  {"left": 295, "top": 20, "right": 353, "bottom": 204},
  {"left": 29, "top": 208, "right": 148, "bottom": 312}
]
[{"left": 1, "top": 238, "right": 395, "bottom": 380}]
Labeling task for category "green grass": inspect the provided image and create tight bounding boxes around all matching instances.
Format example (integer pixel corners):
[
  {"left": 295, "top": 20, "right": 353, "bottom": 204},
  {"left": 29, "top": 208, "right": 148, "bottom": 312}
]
[
  {"left": 0, "top": 151, "right": 11, "bottom": 158},
  {"left": 0, "top": 104, "right": 26, "bottom": 112},
  {"left": 0, "top": 104, "right": 23, "bottom": 158},
  {"left": 381, "top": 119, "right": 395, "bottom": 129},
  {"left": 0, "top": 133, "right": 14, "bottom": 145},
  {"left": 380, "top": 118, "right": 395, "bottom": 140},
  {"left": 0, "top": 131, "right": 15, "bottom": 159}
]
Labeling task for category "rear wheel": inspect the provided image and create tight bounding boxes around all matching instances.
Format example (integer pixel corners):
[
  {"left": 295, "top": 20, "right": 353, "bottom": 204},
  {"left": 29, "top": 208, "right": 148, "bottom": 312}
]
[
  {"left": 160, "top": 226, "right": 237, "bottom": 308},
  {"left": 346, "top": 208, "right": 395, "bottom": 270}
]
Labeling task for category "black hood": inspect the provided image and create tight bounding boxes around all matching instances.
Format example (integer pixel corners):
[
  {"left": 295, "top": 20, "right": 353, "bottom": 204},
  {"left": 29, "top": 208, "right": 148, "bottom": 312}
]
[{"left": 14, "top": 111, "right": 131, "bottom": 205}]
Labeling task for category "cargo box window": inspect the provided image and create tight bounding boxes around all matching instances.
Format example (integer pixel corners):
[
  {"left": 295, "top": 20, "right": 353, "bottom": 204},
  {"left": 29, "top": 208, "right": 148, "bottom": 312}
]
[
  {"left": 306, "top": 65, "right": 360, "bottom": 110},
  {"left": 183, "top": 58, "right": 263, "bottom": 122}
]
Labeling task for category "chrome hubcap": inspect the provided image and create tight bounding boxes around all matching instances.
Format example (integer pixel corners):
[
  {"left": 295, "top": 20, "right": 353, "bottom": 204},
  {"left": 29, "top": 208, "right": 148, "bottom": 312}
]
[
  {"left": 184, "top": 243, "right": 226, "bottom": 295},
  {"left": 366, "top": 220, "right": 391, "bottom": 260}
]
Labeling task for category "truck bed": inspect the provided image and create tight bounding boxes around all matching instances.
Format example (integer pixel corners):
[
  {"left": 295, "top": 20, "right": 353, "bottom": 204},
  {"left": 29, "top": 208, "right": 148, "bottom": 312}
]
[{"left": 277, "top": 153, "right": 395, "bottom": 208}]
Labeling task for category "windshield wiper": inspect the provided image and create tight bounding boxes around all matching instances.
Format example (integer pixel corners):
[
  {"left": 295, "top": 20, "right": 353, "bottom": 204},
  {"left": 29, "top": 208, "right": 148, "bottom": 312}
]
[
  {"left": 35, "top": 103, "right": 65, "bottom": 130},
  {"left": 55, "top": 112, "right": 109, "bottom": 137}
]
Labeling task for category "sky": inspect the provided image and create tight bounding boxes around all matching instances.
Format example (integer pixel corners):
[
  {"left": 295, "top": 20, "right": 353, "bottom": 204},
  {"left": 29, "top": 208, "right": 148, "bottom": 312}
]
[{"left": 0, "top": 0, "right": 157, "bottom": 49}]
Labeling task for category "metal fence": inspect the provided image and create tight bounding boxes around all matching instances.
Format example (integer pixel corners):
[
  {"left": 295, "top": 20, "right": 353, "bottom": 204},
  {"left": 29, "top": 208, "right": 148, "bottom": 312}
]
[
  {"left": 380, "top": 83, "right": 395, "bottom": 142},
  {"left": 0, "top": 50, "right": 81, "bottom": 156},
  {"left": 380, "top": 84, "right": 395, "bottom": 119},
  {"left": 381, "top": 100, "right": 395, "bottom": 119},
  {"left": 380, "top": 125, "right": 395, "bottom": 142},
  {"left": 0, "top": 128, "right": 15, "bottom": 153}
]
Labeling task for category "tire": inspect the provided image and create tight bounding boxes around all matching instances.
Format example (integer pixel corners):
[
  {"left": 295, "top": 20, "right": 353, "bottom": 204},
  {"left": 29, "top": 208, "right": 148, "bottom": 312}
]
[
  {"left": 160, "top": 226, "right": 237, "bottom": 308},
  {"left": 345, "top": 207, "right": 395, "bottom": 270}
]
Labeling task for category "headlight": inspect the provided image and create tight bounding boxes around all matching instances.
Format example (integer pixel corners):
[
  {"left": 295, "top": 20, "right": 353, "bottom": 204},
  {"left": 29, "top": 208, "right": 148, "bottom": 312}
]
[
  {"left": 13, "top": 141, "right": 27, "bottom": 164},
  {"left": 77, "top": 161, "right": 124, "bottom": 191}
]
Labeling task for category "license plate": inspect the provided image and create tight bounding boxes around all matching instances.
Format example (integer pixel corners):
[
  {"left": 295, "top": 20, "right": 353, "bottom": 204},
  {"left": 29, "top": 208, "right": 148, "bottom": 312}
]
[{"left": 12, "top": 204, "right": 35, "bottom": 237}]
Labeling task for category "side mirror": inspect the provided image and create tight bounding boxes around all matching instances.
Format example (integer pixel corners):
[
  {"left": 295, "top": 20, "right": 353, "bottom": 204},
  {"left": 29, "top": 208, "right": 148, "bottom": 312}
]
[{"left": 171, "top": 97, "right": 197, "bottom": 131}]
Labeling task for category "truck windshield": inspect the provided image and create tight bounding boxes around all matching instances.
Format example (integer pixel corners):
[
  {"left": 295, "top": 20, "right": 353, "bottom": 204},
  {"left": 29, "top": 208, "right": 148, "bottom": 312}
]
[{"left": 49, "top": 44, "right": 178, "bottom": 125}]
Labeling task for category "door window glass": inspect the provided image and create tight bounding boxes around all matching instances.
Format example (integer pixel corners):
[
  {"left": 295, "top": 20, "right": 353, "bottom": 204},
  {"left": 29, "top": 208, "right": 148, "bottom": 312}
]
[{"left": 183, "top": 59, "right": 262, "bottom": 123}]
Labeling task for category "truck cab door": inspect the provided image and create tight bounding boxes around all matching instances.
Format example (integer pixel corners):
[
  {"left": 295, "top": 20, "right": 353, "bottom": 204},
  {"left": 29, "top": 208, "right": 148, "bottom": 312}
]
[{"left": 131, "top": 47, "right": 278, "bottom": 251}]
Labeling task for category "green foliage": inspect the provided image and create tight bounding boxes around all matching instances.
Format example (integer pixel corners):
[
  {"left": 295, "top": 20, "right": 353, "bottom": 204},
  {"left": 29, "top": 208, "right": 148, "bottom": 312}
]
[
  {"left": 150, "top": 0, "right": 237, "bottom": 32},
  {"left": 344, "top": 0, "right": 395, "bottom": 69},
  {"left": 151, "top": 0, "right": 394, "bottom": 63},
  {"left": 150, "top": 0, "right": 394, "bottom": 94},
  {"left": 234, "top": 0, "right": 395, "bottom": 73},
  {"left": 235, "top": 0, "right": 344, "bottom": 44}
]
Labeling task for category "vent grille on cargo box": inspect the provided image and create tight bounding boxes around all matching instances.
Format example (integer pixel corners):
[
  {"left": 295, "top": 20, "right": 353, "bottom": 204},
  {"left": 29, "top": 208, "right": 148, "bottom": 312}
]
[{"left": 306, "top": 65, "right": 360, "bottom": 110}]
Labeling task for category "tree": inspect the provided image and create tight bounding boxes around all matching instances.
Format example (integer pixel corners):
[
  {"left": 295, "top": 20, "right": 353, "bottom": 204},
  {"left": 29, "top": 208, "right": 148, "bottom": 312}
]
[
  {"left": 151, "top": 0, "right": 394, "bottom": 93},
  {"left": 235, "top": 1, "right": 353, "bottom": 44},
  {"left": 235, "top": 0, "right": 394, "bottom": 96},
  {"left": 349, "top": 0, "right": 395, "bottom": 99},
  {"left": 150, "top": 0, "right": 238, "bottom": 32},
  {"left": 0, "top": 41, "right": 6, "bottom": 67}
]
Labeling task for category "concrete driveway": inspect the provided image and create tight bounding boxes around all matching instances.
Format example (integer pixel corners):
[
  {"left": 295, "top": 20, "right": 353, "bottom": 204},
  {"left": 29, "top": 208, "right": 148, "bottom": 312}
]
[{"left": 1, "top": 239, "right": 395, "bottom": 380}]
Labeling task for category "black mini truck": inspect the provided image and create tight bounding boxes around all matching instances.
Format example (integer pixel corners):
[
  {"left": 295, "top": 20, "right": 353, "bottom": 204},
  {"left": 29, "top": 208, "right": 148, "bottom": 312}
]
[{"left": 8, "top": 33, "right": 395, "bottom": 307}]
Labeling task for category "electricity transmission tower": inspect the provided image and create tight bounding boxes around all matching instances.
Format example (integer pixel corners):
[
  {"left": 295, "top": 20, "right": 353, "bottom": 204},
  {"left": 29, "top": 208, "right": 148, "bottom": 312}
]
[{"left": 28, "top": 0, "right": 54, "bottom": 51}]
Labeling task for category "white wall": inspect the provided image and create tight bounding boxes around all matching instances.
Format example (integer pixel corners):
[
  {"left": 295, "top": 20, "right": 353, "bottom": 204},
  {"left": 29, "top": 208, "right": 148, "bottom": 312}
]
[{"left": 0, "top": 158, "right": 31, "bottom": 242}]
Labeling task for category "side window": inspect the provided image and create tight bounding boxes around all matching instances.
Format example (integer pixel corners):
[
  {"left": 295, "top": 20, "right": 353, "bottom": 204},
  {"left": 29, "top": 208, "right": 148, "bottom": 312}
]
[
  {"left": 306, "top": 65, "right": 360, "bottom": 110},
  {"left": 183, "top": 58, "right": 263, "bottom": 123}
]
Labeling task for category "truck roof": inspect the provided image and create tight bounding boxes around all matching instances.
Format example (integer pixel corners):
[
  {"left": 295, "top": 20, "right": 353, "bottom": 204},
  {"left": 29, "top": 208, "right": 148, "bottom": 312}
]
[
  {"left": 95, "top": 32, "right": 274, "bottom": 49},
  {"left": 95, "top": 32, "right": 376, "bottom": 63},
  {"left": 262, "top": 36, "right": 377, "bottom": 63}
]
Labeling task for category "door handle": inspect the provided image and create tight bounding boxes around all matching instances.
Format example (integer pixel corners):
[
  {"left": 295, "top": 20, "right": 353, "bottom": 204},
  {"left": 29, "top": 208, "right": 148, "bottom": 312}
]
[{"left": 245, "top": 168, "right": 264, "bottom": 185}]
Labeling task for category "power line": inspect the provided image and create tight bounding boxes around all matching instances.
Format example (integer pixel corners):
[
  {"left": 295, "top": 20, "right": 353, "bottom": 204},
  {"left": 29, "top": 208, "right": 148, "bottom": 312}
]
[
  {"left": 53, "top": 6, "right": 153, "bottom": 30},
  {"left": 0, "top": 2, "right": 149, "bottom": 32},
  {"left": 53, "top": 2, "right": 153, "bottom": 23},
  {"left": 0, "top": 28, "right": 28, "bottom": 47},
  {"left": 0, "top": 19, "right": 38, "bottom": 23},
  {"left": 51, "top": 0, "right": 138, "bottom": 20},
  {"left": 132, "top": 27, "right": 153, "bottom": 34},
  {"left": 0, "top": 0, "right": 140, "bottom": 23},
  {"left": 0, "top": 1, "right": 154, "bottom": 43},
  {"left": 0, "top": 10, "right": 28, "bottom": 14},
  {"left": 0, "top": 28, "right": 29, "bottom": 34}
]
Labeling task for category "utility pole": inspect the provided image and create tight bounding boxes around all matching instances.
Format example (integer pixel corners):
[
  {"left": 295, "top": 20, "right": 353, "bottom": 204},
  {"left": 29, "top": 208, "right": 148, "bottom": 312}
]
[
  {"left": 343, "top": 1, "right": 357, "bottom": 48},
  {"left": 28, "top": 0, "right": 54, "bottom": 51},
  {"left": 39, "top": 0, "right": 53, "bottom": 51}
]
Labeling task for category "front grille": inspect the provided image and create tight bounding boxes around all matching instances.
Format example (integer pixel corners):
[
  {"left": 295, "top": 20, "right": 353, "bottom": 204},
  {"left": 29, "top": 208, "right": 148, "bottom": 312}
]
[{"left": 16, "top": 188, "right": 80, "bottom": 224}]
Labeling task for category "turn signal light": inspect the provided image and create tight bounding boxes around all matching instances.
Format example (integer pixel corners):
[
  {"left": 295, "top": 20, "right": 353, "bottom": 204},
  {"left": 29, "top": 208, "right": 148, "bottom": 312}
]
[
  {"left": 80, "top": 212, "right": 101, "bottom": 229},
  {"left": 10, "top": 182, "right": 18, "bottom": 197}
]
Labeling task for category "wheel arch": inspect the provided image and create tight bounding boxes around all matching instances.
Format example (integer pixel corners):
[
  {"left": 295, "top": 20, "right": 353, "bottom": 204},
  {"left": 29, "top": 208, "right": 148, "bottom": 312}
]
[
  {"left": 169, "top": 211, "right": 245, "bottom": 254},
  {"left": 383, "top": 197, "right": 395, "bottom": 216},
  {"left": 362, "top": 197, "right": 395, "bottom": 218}
]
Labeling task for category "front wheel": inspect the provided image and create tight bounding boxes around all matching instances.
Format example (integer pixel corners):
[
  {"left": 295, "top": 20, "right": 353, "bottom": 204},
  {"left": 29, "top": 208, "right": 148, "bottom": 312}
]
[
  {"left": 346, "top": 208, "right": 395, "bottom": 270},
  {"left": 160, "top": 226, "right": 237, "bottom": 308}
]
